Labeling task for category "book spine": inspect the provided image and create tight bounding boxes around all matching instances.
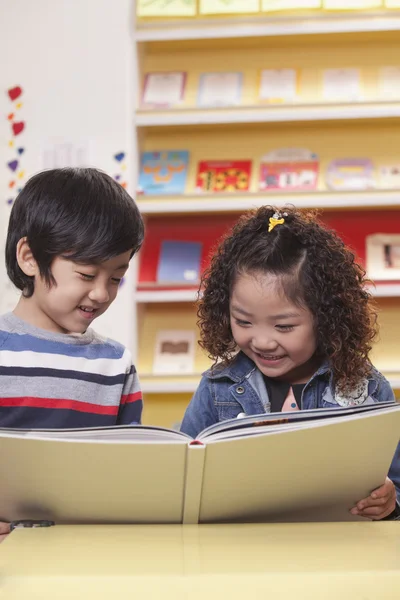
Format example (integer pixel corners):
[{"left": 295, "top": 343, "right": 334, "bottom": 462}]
[{"left": 182, "top": 443, "right": 206, "bottom": 524}]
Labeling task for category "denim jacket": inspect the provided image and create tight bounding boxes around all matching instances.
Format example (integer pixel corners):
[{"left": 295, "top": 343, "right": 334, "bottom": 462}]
[{"left": 181, "top": 352, "right": 400, "bottom": 505}]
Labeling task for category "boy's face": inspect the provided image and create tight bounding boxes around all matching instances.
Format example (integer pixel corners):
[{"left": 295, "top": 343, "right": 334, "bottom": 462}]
[{"left": 20, "top": 251, "right": 132, "bottom": 334}]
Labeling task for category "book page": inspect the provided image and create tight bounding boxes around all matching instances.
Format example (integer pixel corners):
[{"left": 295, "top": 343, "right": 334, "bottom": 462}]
[{"left": 137, "top": 0, "right": 196, "bottom": 17}]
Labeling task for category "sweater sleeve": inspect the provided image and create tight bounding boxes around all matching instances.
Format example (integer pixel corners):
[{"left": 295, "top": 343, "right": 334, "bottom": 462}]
[{"left": 116, "top": 361, "right": 143, "bottom": 425}]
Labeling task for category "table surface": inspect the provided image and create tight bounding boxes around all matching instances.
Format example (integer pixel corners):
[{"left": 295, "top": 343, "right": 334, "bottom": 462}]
[{"left": 1, "top": 522, "right": 399, "bottom": 599}]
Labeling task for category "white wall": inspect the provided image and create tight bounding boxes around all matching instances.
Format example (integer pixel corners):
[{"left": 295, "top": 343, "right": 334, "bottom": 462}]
[{"left": 0, "top": 0, "right": 137, "bottom": 352}]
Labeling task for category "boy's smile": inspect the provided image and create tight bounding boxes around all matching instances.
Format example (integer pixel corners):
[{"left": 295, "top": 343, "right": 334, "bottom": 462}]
[
  {"left": 230, "top": 271, "right": 319, "bottom": 385},
  {"left": 14, "top": 249, "right": 132, "bottom": 334}
]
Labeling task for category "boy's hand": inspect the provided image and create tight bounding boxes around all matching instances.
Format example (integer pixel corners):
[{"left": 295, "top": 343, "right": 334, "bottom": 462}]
[
  {"left": 350, "top": 477, "right": 397, "bottom": 520},
  {"left": 0, "top": 521, "right": 10, "bottom": 543}
]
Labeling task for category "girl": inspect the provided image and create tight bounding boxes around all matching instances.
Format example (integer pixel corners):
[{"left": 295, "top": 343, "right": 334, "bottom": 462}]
[{"left": 181, "top": 205, "right": 399, "bottom": 520}]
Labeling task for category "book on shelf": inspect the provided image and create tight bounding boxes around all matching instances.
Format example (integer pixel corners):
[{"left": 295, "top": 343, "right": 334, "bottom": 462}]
[
  {"left": 195, "top": 160, "right": 252, "bottom": 193},
  {"left": 137, "top": 151, "right": 189, "bottom": 195},
  {"left": 197, "top": 72, "right": 243, "bottom": 107},
  {"left": 0, "top": 402, "right": 399, "bottom": 525},
  {"left": 321, "top": 68, "right": 363, "bottom": 102},
  {"left": 326, "top": 158, "right": 375, "bottom": 191},
  {"left": 152, "top": 329, "right": 196, "bottom": 375},
  {"left": 379, "top": 164, "right": 400, "bottom": 189},
  {"left": 378, "top": 67, "right": 400, "bottom": 101},
  {"left": 262, "top": 0, "right": 321, "bottom": 10},
  {"left": 137, "top": 0, "right": 196, "bottom": 17},
  {"left": 157, "top": 240, "right": 203, "bottom": 285},
  {"left": 199, "top": 0, "right": 260, "bottom": 14},
  {"left": 142, "top": 72, "right": 187, "bottom": 108},
  {"left": 259, "top": 148, "right": 319, "bottom": 191},
  {"left": 323, "top": 0, "right": 382, "bottom": 8},
  {"left": 258, "top": 69, "right": 300, "bottom": 104}
]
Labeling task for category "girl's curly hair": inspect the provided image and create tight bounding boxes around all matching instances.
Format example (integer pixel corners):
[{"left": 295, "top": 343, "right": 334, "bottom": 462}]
[{"left": 198, "top": 205, "right": 377, "bottom": 393}]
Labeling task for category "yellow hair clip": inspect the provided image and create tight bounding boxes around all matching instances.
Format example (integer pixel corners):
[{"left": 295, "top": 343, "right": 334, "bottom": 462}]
[{"left": 268, "top": 211, "right": 287, "bottom": 233}]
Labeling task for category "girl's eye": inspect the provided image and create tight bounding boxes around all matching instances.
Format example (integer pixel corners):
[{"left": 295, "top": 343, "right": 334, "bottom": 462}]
[
  {"left": 78, "top": 272, "right": 95, "bottom": 281},
  {"left": 276, "top": 325, "right": 295, "bottom": 332},
  {"left": 235, "top": 319, "right": 251, "bottom": 326}
]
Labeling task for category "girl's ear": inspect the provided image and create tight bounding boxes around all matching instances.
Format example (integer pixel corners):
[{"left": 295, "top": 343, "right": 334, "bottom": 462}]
[{"left": 16, "top": 237, "right": 39, "bottom": 277}]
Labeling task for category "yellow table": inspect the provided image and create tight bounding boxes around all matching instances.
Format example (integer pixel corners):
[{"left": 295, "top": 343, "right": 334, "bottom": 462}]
[{"left": 0, "top": 522, "right": 399, "bottom": 599}]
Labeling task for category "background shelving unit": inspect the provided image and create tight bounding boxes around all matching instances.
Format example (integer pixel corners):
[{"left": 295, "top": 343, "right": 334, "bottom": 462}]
[{"left": 133, "top": 3, "right": 400, "bottom": 428}]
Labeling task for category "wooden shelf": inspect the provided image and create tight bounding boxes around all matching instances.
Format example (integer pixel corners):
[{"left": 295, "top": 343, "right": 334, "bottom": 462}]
[
  {"left": 137, "top": 190, "right": 400, "bottom": 215},
  {"left": 135, "top": 13, "right": 400, "bottom": 43},
  {"left": 136, "top": 102, "right": 400, "bottom": 128}
]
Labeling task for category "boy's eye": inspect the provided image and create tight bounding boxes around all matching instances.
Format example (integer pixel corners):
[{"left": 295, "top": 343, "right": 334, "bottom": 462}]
[
  {"left": 78, "top": 272, "right": 95, "bottom": 281},
  {"left": 111, "top": 278, "right": 122, "bottom": 284}
]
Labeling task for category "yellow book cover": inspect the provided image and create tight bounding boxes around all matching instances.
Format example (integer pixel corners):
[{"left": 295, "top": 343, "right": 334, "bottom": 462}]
[
  {"left": 323, "top": 0, "right": 382, "bottom": 8},
  {"left": 199, "top": 0, "right": 260, "bottom": 15},
  {"left": 262, "top": 0, "right": 321, "bottom": 11},
  {"left": 384, "top": 0, "right": 400, "bottom": 6},
  {"left": 137, "top": 0, "right": 196, "bottom": 17}
]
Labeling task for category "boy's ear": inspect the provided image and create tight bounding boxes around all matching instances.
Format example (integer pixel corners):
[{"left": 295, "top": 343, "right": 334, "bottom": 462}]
[{"left": 16, "top": 237, "right": 38, "bottom": 277}]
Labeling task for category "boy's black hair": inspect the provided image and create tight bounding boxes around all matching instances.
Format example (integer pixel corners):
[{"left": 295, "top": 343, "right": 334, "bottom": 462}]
[{"left": 6, "top": 167, "right": 144, "bottom": 297}]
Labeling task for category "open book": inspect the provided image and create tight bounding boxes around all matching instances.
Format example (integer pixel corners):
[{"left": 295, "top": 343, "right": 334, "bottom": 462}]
[{"left": 0, "top": 402, "right": 399, "bottom": 525}]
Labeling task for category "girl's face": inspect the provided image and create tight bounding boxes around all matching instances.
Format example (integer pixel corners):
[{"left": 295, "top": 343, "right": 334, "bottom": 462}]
[{"left": 229, "top": 271, "right": 319, "bottom": 384}]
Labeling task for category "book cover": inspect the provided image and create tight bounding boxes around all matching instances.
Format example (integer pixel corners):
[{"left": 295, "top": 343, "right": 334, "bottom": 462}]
[
  {"left": 259, "top": 148, "right": 319, "bottom": 192},
  {"left": 258, "top": 68, "right": 300, "bottom": 103},
  {"left": 195, "top": 160, "right": 252, "bottom": 193},
  {"left": 197, "top": 72, "right": 243, "bottom": 107},
  {"left": 137, "top": 0, "right": 197, "bottom": 17},
  {"left": 142, "top": 72, "right": 187, "bottom": 108},
  {"left": 326, "top": 158, "right": 375, "bottom": 191},
  {"left": 157, "top": 240, "right": 203, "bottom": 284},
  {"left": 137, "top": 150, "right": 189, "bottom": 195},
  {"left": 323, "top": 0, "right": 382, "bottom": 7},
  {"left": 153, "top": 329, "right": 196, "bottom": 375},
  {"left": 200, "top": 0, "right": 260, "bottom": 14},
  {"left": 262, "top": 0, "right": 321, "bottom": 10},
  {"left": 379, "top": 66, "right": 400, "bottom": 100},
  {"left": 379, "top": 164, "right": 400, "bottom": 189}
]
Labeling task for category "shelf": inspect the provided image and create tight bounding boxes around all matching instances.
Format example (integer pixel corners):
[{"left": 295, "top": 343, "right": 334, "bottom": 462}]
[
  {"left": 367, "top": 283, "right": 400, "bottom": 297},
  {"left": 136, "top": 102, "right": 400, "bottom": 128},
  {"left": 136, "top": 289, "right": 198, "bottom": 303},
  {"left": 137, "top": 190, "right": 400, "bottom": 215},
  {"left": 135, "top": 13, "right": 400, "bottom": 43}
]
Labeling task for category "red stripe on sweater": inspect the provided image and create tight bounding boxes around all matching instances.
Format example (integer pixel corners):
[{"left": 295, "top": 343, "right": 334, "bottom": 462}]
[
  {"left": 0, "top": 397, "right": 119, "bottom": 415},
  {"left": 120, "top": 391, "right": 142, "bottom": 405}
]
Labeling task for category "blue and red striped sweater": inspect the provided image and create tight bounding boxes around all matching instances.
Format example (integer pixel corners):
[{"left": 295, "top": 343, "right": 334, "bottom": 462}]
[{"left": 0, "top": 312, "right": 142, "bottom": 429}]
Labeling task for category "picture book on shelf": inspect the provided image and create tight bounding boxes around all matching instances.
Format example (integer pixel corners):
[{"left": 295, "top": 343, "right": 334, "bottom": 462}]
[
  {"left": 197, "top": 72, "right": 243, "bottom": 107},
  {"left": 259, "top": 148, "right": 319, "bottom": 192},
  {"left": 0, "top": 402, "right": 399, "bottom": 525},
  {"left": 137, "top": 151, "right": 189, "bottom": 195},
  {"left": 157, "top": 240, "right": 203, "bottom": 284},
  {"left": 142, "top": 72, "right": 187, "bottom": 108},
  {"left": 200, "top": 0, "right": 260, "bottom": 14},
  {"left": 196, "top": 160, "right": 252, "bottom": 193},
  {"left": 258, "top": 69, "right": 300, "bottom": 104},
  {"left": 378, "top": 66, "right": 400, "bottom": 100},
  {"left": 326, "top": 158, "right": 375, "bottom": 191},
  {"left": 137, "top": 0, "right": 196, "bottom": 17},
  {"left": 321, "top": 68, "right": 363, "bottom": 102},
  {"left": 152, "top": 329, "right": 196, "bottom": 375},
  {"left": 262, "top": 0, "right": 321, "bottom": 11}
]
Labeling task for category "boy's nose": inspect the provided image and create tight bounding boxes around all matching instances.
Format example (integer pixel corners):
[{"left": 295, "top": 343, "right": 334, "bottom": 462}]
[{"left": 88, "top": 285, "right": 110, "bottom": 304}]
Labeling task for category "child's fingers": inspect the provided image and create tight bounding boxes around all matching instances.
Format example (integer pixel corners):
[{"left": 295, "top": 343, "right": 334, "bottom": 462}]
[{"left": 0, "top": 522, "right": 10, "bottom": 535}]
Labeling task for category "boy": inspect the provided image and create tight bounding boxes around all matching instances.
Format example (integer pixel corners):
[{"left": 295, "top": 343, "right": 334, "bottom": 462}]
[{"left": 0, "top": 167, "right": 144, "bottom": 429}]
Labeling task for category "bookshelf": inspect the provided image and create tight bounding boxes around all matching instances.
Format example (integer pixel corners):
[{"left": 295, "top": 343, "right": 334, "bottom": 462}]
[{"left": 133, "top": 3, "right": 400, "bottom": 428}]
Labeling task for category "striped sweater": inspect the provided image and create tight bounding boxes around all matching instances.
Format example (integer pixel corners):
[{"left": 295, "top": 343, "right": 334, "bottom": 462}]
[{"left": 0, "top": 312, "right": 142, "bottom": 429}]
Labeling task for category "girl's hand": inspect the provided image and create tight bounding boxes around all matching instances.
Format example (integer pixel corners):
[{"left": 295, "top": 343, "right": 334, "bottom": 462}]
[
  {"left": 0, "top": 521, "right": 10, "bottom": 543},
  {"left": 350, "top": 477, "right": 397, "bottom": 520}
]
